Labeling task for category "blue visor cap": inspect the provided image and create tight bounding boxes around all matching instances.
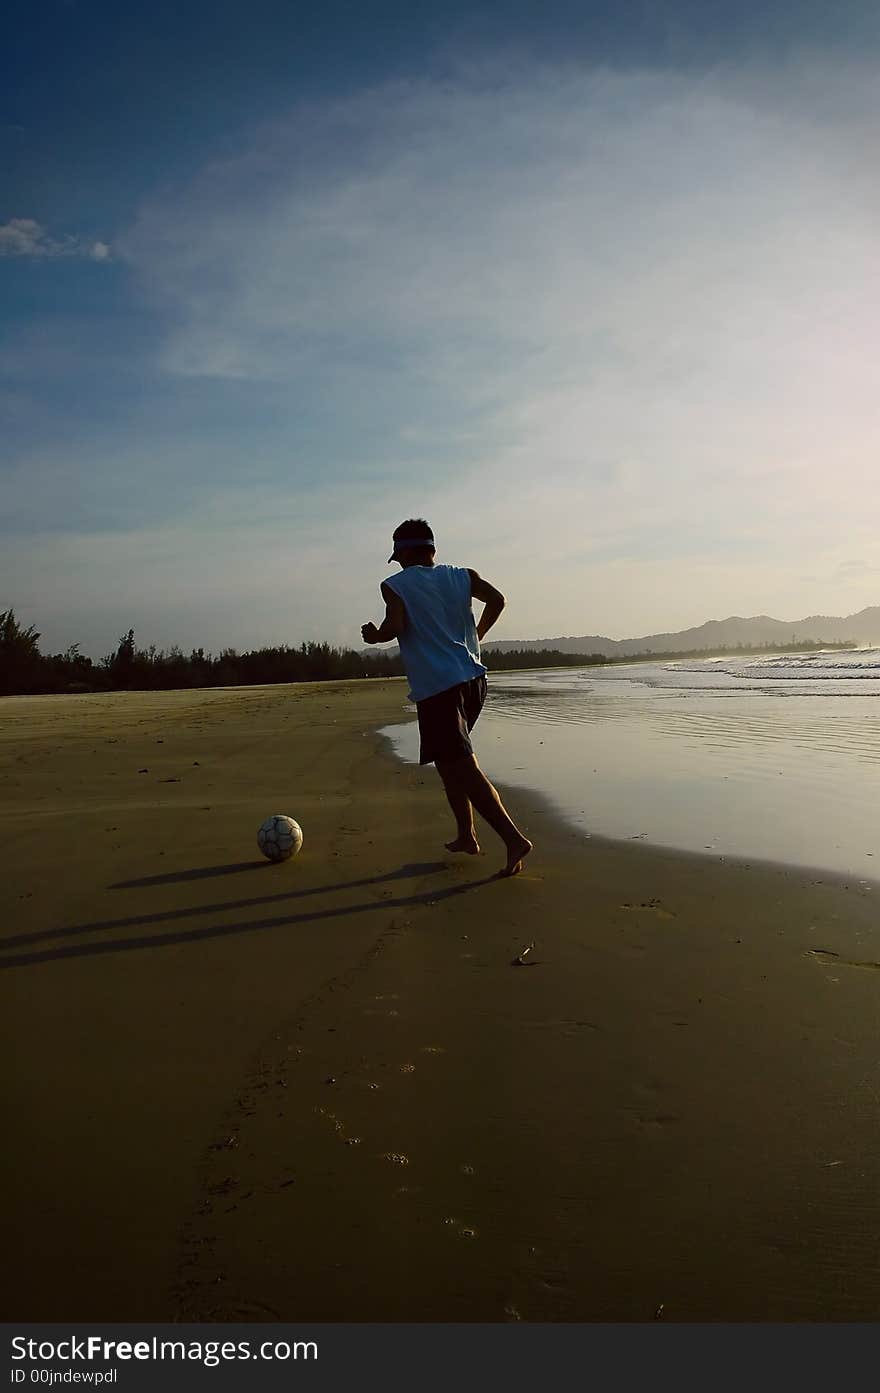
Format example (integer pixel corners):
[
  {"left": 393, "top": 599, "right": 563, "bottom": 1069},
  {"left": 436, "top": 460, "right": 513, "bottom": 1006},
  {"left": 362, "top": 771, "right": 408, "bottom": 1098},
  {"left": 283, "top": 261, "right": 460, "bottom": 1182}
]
[{"left": 389, "top": 535, "right": 435, "bottom": 563}]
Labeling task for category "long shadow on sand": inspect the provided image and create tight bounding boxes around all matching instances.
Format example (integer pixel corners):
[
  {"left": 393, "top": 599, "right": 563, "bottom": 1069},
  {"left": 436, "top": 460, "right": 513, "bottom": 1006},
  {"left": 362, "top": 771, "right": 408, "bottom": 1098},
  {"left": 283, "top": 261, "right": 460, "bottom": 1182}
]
[
  {"left": 112, "top": 862, "right": 284, "bottom": 888},
  {"left": 112, "top": 858, "right": 450, "bottom": 894},
  {"left": 1, "top": 864, "right": 500, "bottom": 970},
  {"left": 3, "top": 862, "right": 447, "bottom": 953}
]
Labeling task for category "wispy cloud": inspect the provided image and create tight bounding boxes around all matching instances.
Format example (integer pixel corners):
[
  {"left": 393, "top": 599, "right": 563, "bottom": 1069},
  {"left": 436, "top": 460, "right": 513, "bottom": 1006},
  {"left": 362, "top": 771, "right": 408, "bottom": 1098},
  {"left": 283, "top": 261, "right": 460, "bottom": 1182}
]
[
  {"left": 121, "top": 59, "right": 880, "bottom": 593},
  {"left": 0, "top": 217, "right": 110, "bottom": 261},
  {"left": 9, "top": 51, "right": 880, "bottom": 652},
  {"left": 831, "top": 559, "right": 880, "bottom": 582}
]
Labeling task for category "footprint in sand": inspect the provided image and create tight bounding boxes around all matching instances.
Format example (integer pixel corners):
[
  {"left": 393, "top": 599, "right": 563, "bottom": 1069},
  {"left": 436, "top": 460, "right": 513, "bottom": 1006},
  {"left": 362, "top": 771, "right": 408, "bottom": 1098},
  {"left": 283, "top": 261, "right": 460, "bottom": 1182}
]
[
  {"left": 621, "top": 898, "right": 676, "bottom": 920},
  {"left": 443, "top": 1219, "right": 478, "bottom": 1239},
  {"left": 213, "top": 1298, "right": 283, "bottom": 1321},
  {"left": 807, "top": 949, "right": 880, "bottom": 971}
]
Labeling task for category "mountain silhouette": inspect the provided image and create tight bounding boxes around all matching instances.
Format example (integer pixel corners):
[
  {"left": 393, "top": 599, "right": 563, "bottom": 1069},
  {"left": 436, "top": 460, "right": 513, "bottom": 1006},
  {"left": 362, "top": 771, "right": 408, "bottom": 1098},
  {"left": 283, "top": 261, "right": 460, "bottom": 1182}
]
[{"left": 481, "top": 606, "right": 880, "bottom": 657}]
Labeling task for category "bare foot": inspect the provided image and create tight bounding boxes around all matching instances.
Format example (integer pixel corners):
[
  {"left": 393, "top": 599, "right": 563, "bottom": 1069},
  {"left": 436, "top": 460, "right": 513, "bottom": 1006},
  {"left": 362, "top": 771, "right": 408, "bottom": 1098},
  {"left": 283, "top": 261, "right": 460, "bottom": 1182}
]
[
  {"left": 498, "top": 835, "right": 533, "bottom": 878},
  {"left": 445, "top": 834, "right": 481, "bottom": 855}
]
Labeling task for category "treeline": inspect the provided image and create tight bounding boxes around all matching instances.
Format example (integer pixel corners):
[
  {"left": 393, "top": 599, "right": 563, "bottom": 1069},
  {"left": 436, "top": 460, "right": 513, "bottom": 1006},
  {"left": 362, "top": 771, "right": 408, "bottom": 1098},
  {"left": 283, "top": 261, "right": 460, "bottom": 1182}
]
[
  {"left": 0, "top": 611, "right": 405, "bottom": 696},
  {"left": 0, "top": 609, "right": 860, "bottom": 697},
  {"left": 483, "top": 647, "right": 608, "bottom": 670}
]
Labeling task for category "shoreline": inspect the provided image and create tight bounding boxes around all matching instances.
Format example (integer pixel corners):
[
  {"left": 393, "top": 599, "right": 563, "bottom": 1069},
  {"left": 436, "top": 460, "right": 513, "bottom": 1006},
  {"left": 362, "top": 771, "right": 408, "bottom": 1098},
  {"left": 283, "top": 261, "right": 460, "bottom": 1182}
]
[
  {"left": 378, "top": 724, "right": 880, "bottom": 898},
  {"left": 3, "top": 680, "right": 879, "bottom": 1320}
]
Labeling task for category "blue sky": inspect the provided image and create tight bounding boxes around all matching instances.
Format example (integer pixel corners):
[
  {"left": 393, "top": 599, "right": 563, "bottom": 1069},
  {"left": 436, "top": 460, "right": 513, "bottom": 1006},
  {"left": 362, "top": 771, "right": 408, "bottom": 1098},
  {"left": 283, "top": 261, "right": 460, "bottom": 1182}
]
[{"left": 3, "top": 1, "right": 880, "bottom": 658}]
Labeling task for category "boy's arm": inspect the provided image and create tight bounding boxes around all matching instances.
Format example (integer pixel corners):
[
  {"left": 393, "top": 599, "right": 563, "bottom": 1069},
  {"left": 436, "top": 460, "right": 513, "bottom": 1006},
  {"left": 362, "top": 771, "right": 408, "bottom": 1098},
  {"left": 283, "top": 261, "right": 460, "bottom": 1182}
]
[
  {"left": 361, "top": 582, "right": 407, "bottom": 644},
  {"left": 468, "top": 569, "right": 506, "bottom": 641}
]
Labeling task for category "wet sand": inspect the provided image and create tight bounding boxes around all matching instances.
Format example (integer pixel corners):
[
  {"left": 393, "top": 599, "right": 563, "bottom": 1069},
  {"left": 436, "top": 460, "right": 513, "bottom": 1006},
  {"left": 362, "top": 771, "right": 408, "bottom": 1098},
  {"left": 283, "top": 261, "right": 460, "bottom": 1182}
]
[{"left": 2, "top": 680, "right": 879, "bottom": 1321}]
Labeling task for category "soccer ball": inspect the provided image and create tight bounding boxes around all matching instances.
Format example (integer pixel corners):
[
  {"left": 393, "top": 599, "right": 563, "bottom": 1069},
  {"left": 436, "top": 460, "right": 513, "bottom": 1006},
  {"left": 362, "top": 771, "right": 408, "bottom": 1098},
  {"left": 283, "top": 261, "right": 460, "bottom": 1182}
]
[{"left": 257, "top": 814, "right": 303, "bottom": 863}]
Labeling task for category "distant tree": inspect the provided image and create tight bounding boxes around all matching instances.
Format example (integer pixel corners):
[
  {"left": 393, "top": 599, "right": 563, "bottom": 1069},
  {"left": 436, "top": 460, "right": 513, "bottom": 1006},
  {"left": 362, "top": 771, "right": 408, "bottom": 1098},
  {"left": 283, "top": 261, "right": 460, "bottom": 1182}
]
[
  {"left": 0, "top": 609, "right": 44, "bottom": 694},
  {"left": 42, "top": 640, "right": 98, "bottom": 693},
  {"left": 104, "top": 628, "right": 137, "bottom": 686}
]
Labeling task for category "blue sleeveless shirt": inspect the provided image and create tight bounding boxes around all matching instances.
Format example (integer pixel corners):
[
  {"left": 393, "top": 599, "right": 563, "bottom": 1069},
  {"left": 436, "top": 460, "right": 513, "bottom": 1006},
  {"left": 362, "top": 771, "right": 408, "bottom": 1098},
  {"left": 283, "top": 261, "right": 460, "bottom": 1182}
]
[{"left": 383, "top": 564, "right": 487, "bottom": 702}]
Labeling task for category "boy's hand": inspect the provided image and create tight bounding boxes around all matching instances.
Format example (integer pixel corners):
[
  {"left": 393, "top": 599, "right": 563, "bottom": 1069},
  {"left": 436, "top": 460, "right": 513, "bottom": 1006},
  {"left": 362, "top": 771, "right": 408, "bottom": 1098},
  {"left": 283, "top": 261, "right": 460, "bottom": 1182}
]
[{"left": 361, "top": 622, "right": 380, "bottom": 644}]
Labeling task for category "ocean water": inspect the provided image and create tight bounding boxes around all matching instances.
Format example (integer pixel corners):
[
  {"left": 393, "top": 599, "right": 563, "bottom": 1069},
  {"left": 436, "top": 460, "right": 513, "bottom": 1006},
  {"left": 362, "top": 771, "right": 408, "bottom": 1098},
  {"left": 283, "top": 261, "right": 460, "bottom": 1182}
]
[{"left": 380, "top": 649, "right": 880, "bottom": 882}]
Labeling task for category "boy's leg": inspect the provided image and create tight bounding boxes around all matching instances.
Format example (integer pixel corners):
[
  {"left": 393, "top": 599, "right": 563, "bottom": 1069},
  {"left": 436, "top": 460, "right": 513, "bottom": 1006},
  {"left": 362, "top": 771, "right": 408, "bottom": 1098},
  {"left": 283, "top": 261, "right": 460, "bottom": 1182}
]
[
  {"left": 436, "top": 767, "right": 480, "bottom": 854},
  {"left": 419, "top": 680, "right": 484, "bottom": 853},
  {"left": 435, "top": 753, "right": 532, "bottom": 876}
]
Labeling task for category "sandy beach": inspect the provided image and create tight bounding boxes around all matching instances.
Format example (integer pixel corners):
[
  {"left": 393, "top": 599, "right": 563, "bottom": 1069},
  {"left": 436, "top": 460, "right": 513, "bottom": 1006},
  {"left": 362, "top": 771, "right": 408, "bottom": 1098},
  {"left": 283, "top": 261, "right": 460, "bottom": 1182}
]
[{"left": 2, "top": 678, "right": 879, "bottom": 1322}]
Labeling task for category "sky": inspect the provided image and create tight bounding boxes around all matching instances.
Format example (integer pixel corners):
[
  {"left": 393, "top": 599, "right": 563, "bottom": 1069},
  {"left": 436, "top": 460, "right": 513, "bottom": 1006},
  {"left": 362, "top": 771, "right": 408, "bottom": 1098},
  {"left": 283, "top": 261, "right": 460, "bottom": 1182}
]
[{"left": 3, "top": 0, "right": 880, "bottom": 660}]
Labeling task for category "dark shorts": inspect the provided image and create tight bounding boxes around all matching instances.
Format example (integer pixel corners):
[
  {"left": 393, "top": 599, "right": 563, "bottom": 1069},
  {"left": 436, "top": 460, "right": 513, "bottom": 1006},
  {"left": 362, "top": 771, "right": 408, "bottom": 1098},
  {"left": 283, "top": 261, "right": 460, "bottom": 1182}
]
[{"left": 416, "top": 675, "right": 488, "bottom": 766}]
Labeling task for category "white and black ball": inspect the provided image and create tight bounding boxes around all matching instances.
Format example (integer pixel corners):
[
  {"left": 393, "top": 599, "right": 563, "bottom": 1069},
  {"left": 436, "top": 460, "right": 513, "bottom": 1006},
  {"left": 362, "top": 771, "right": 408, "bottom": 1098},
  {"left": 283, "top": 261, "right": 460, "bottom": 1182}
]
[{"left": 257, "top": 814, "right": 303, "bottom": 863}]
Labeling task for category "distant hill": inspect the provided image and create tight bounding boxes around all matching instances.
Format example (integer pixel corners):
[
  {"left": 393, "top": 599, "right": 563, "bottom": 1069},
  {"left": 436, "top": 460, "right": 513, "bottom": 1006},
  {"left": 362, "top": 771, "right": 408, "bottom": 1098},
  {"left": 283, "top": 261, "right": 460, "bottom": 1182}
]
[{"left": 481, "top": 606, "right": 880, "bottom": 658}]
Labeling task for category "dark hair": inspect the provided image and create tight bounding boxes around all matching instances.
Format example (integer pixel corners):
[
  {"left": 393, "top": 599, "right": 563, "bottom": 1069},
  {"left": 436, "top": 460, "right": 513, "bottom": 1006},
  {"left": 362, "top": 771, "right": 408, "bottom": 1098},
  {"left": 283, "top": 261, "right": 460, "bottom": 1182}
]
[{"left": 392, "top": 518, "right": 435, "bottom": 544}]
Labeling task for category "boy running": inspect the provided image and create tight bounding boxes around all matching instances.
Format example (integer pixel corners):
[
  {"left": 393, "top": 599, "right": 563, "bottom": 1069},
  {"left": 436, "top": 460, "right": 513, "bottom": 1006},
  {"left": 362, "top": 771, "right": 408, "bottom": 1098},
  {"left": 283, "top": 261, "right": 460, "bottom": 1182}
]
[{"left": 362, "top": 519, "right": 532, "bottom": 877}]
